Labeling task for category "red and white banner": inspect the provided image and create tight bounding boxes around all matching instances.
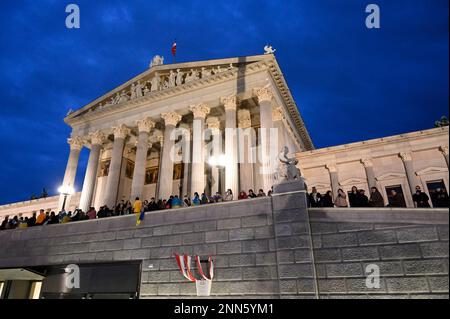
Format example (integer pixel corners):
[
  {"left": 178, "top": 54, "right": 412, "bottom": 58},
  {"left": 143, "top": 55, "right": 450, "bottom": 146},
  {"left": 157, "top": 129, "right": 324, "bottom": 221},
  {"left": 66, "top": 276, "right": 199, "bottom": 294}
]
[
  {"left": 174, "top": 253, "right": 214, "bottom": 282},
  {"left": 171, "top": 41, "right": 177, "bottom": 56}
]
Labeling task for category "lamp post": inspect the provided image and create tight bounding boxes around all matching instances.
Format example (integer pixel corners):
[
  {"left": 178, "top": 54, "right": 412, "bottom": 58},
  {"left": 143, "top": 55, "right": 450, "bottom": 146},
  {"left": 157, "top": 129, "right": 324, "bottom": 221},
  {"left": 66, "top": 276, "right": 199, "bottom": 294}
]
[{"left": 58, "top": 185, "right": 74, "bottom": 212}]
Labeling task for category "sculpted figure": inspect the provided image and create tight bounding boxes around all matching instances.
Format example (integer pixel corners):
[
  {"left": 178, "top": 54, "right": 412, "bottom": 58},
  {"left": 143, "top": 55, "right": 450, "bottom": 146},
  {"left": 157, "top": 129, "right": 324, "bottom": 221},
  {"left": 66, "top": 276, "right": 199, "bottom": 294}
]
[
  {"left": 130, "top": 83, "right": 137, "bottom": 99},
  {"left": 275, "top": 146, "right": 301, "bottom": 181},
  {"left": 150, "top": 72, "right": 160, "bottom": 91},
  {"left": 143, "top": 82, "right": 151, "bottom": 95},
  {"left": 185, "top": 69, "right": 194, "bottom": 83},
  {"left": 264, "top": 45, "right": 276, "bottom": 54},
  {"left": 149, "top": 55, "right": 164, "bottom": 68},
  {"left": 162, "top": 80, "right": 169, "bottom": 90},
  {"left": 168, "top": 70, "right": 176, "bottom": 88},
  {"left": 201, "top": 67, "right": 212, "bottom": 78},
  {"left": 176, "top": 69, "right": 184, "bottom": 86},
  {"left": 135, "top": 81, "right": 144, "bottom": 98},
  {"left": 112, "top": 92, "right": 120, "bottom": 104},
  {"left": 117, "top": 90, "right": 129, "bottom": 103}
]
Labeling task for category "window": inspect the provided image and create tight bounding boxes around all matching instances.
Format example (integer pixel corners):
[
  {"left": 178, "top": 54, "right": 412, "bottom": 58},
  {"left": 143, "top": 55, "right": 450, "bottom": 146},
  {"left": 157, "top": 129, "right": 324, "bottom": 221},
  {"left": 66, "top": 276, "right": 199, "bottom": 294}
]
[
  {"left": 385, "top": 185, "right": 407, "bottom": 207},
  {"left": 427, "top": 180, "right": 449, "bottom": 208}
]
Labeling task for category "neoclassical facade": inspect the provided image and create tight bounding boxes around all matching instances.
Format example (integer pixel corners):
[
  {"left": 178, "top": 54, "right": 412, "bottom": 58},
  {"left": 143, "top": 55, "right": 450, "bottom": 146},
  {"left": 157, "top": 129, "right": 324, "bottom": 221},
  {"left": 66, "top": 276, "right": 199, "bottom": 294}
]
[{"left": 59, "top": 54, "right": 313, "bottom": 212}]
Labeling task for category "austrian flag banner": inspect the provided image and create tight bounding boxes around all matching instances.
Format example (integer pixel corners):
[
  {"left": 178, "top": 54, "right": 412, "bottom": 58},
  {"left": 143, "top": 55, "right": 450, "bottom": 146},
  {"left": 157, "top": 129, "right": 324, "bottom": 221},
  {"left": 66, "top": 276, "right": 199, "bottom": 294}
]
[{"left": 174, "top": 253, "right": 214, "bottom": 282}]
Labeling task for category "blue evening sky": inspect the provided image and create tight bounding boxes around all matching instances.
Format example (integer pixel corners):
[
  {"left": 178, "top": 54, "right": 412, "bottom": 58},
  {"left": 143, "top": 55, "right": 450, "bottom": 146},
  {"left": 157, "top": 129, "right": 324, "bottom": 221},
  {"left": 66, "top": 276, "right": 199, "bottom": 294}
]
[{"left": 0, "top": 0, "right": 448, "bottom": 204}]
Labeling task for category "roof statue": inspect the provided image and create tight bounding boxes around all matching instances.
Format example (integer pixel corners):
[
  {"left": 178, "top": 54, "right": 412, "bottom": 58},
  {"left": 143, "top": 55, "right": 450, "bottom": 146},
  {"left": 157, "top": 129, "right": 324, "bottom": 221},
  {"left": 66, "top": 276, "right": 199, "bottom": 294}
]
[
  {"left": 264, "top": 45, "right": 276, "bottom": 55},
  {"left": 149, "top": 55, "right": 164, "bottom": 68}
]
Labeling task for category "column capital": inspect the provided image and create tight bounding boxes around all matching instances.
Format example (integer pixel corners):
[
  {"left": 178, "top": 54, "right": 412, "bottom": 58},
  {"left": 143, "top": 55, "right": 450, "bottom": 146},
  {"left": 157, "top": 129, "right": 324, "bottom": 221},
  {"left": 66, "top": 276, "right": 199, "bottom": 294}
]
[
  {"left": 161, "top": 111, "right": 182, "bottom": 126},
  {"left": 253, "top": 86, "right": 274, "bottom": 103},
  {"left": 361, "top": 158, "right": 373, "bottom": 167},
  {"left": 89, "top": 130, "right": 106, "bottom": 146},
  {"left": 67, "top": 136, "right": 84, "bottom": 151},
  {"left": 189, "top": 103, "right": 211, "bottom": 119},
  {"left": 237, "top": 109, "right": 251, "bottom": 128},
  {"left": 220, "top": 95, "right": 238, "bottom": 111},
  {"left": 326, "top": 163, "right": 337, "bottom": 173},
  {"left": 136, "top": 117, "right": 155, "bottom": 133},
  {"left": 399, "top": 152, "right": 412, "bottom": 162},
  {"left": 113, "top": 124, "right": 130, "bottom": 139},
  {"left": 206, "top": 116, "right": 221, "bottom": 133},
  {"left": 272, "top": 106, "right": 284, "bottom": 122},
  {"left": 440, "top": 145, "right": 449, "bottom": 156}
]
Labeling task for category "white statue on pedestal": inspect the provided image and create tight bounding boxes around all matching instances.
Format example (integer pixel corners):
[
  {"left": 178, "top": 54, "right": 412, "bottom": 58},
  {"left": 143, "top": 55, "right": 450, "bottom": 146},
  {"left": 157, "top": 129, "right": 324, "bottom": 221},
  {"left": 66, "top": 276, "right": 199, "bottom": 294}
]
[
  {"left": 176, "top": 69, "right": 184, "bottom": 86},
  {"left": 168, "top": 70, "right": 176, "bottom": 88},
  {"left": 149, "top": 55, "right": 164, "bottom": 68},
  {"left": 275, "top": 146, "right": 301, "bottom": 182},
  {"left": 264, "top": 45, "right": 276, "bottom": 55}
]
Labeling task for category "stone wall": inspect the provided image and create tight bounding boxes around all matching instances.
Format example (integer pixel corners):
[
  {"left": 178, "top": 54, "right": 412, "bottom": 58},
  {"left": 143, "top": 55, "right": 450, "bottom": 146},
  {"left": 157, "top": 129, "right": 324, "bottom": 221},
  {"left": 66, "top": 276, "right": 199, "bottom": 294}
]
[
  {"left": 309, "top": 208, "right": 449, "bottom": 298},
  {"left": 0, "top": 197, "right": 447, "bottom": 299}
]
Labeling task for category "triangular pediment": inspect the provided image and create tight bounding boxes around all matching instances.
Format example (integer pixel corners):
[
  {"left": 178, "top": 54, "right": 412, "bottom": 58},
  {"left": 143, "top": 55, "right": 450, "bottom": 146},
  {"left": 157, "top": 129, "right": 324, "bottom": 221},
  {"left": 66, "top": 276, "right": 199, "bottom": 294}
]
[
  {"left": 65, "top": 54, "right": 272, "bottom": 120},
  {"left": 339, "top": 178, "right": 367, "bottom": 186},
  {"left": 415, "top": 166, "right": 448, "bottom": 176},
  {"left": 376, "top": 172, "right": 405, "bottom": 181}
]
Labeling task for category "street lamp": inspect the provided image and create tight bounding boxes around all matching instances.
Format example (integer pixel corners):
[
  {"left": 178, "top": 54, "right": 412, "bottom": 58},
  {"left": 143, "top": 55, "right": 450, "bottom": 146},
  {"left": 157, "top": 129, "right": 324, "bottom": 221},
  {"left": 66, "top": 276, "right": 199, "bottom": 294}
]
[{"left": 58, "top": 185, "right": 74, "bottom": 212}]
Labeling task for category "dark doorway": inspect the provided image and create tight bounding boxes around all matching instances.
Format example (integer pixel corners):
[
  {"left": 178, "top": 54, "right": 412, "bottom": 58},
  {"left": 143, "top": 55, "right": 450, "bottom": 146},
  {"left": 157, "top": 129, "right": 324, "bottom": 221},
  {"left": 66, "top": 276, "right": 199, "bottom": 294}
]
[
  {"left": 385, "top": 185, "right": 407, "bottom": 207},
  {"left": 427, "top": 180, "right": 449, "bottom": 207}
]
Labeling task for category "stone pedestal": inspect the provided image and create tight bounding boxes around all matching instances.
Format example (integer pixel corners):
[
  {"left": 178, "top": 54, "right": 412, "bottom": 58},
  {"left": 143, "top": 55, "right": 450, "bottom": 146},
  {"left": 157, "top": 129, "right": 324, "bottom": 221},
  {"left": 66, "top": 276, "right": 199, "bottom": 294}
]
[{"left": 271, "top": 177, "right": 318, "bottom": 298}]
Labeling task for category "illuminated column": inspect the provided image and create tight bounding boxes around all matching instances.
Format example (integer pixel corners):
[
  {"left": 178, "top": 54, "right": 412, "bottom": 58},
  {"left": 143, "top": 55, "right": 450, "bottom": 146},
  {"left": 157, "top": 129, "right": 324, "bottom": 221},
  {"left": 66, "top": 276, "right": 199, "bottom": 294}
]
[
  {"left": 207, "top": 117, "right": 221, "bottom": 195},
  {"left": 130, "top": 118, "right": 155, "bottom": 200},
  {"left": 272, "top": 106, "right": 285, "bottom": 152},
  {"left": 361, "top": 158, "right": 376, "bottom": 189},
  {"left": 190, "top": 103, "right": 210, "bottom": 197},
  {"left": 222, "top": 95, "right": 239, "bottom": 196},
  {"left": 440, "top": 146, "right": 449, "bottom": 167},
  {"left": 103, "top": 124, "right": 130, "bottom": 208},
  {"left": 254, "top": 87, "right": 275, "bottom": 193},
  {"left": 158, "top": 112, "right": 182, "bottom": 200},
  {"left": 57, "top": 136, "right": 84, "bottom": 211},
  {"left": 237, "top": 109, "right": 254, "bottom": 193},
  {"left": 79, "top": 131, "right": 105, "bottom": 212},
  {"left": 179, "top": 123, "right": 191, "bottom": 197}
]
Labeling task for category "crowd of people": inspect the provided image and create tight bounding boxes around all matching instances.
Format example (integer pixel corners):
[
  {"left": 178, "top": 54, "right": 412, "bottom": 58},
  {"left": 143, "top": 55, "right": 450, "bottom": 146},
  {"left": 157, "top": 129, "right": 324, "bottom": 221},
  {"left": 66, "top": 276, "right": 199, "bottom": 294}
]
[
  {"left": 1, "top": 185, "right": 447, "bottom": 231},
  {"left": 308, "top": 185, "right": 449, "bottom": 208},
  {"left": 0, "top": 188, "right": 273, "bottom": 231}
]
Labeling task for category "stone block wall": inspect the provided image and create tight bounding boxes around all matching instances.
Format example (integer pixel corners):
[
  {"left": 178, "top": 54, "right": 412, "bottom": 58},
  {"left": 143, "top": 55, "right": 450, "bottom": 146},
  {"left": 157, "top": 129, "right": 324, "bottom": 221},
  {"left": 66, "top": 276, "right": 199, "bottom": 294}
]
[
  {"left": 0, "top": 198, "right": 447, "bottom": 299},
  {"left": 309, "top": 208, "right": 449, "bottom": 299}
]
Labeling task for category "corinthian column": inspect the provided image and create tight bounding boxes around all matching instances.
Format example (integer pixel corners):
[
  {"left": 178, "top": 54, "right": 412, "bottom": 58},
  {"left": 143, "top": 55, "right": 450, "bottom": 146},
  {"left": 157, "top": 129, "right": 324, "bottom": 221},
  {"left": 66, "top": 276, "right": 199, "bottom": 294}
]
[
  {"left": 399, "top": 152, "right": 421, "bottom": 196},
  {"left": 254, "top": 87, "right": 275, "bottom": 193},
  {"left": 57, "top": 136, "right": 84, "bottom": 211},
  {"left": 190, "top": 103, "right": 210, "bottom": 197},
  {"left": 237, "top": 109, "right": 254, "bottom": 193},
  {"left": 158, "top": 112, "right": 182, "bottom": 199},
  {"left": 440, "top": 146, "right": 449, "bottom": 167},
  {"left": 207, "top": 117, "right": 221, "bottom": 195},
  {"left": 222, "top": 95, "right": 239, "bottom": 197},
  {"left": 103, "top": 124, "right": 130, "bottom": 208},
  {"left": 361, "top": 158, "right": 376, "bottom": 189},
  {"left": 272, "top": 106, "right": 286, "bottom": 151},
  {"left": 79, "top": 131, "right": 105, "bottom": 212},
  {"left": 130, "top": 118, "right": 155, "bottom": 200}
]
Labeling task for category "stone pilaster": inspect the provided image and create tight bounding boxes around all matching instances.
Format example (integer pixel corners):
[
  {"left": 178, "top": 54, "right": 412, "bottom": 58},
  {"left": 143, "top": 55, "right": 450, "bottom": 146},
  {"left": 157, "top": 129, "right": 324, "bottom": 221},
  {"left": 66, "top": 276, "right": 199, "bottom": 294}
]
[
  {"left": 79, "top": 131, "right": 105, "bottom": 212},
  {"left": 190, "top": 103, "right": 210, "bottom": 197},
  {"left": 254, "top": 87, "right": 275, "bottom": 193},
  {"left": 103, "top": 124, "right": 130, "bottom": 208},
  {"left": 179, "top": 123, "right": 192, "bottom": 198},
  {"left": 399, "top": 152, "right": 421, "bottom": 196},
  {"left": 158, "top": 112, "right": 182, "bottom": 199},
  {"left": 361, "top": 158, "right": 376, "bottom": 189},
  {"left": 57, "top": 136, "right": 84, "bottom": 211},
  {"left": 222, "top": 95, "right": 239, "bottom": 196},
  {"left": 326, "top": 163, "right": 339, "bottom": 199},
  {"left": 440, "top": 146, "right": 449, "bottom": 167},
  {"left": 130, "top": 118, "right": 155, "bottom": 200}
]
